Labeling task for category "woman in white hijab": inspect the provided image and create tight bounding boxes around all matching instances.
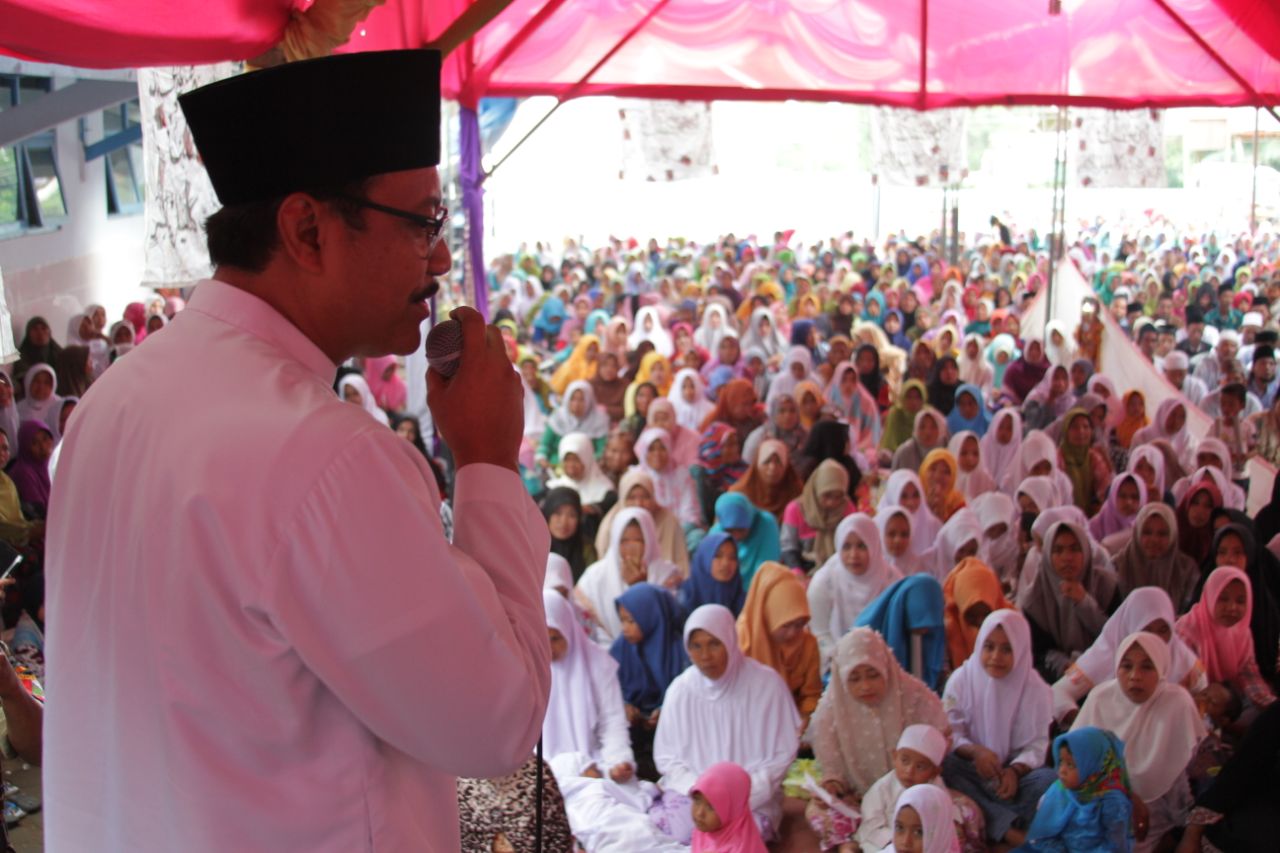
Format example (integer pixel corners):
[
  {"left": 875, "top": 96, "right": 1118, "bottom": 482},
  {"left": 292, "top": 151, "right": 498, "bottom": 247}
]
[
  {"left": 1131, "top": 398, "right": 1194, "bottom": 473},
  {"left": 666, "top": 368, "right": 714, "bottom": 433},
  {"left": 1051, "top": 588, "right": 1207, "bottom": 724},
  {"left": 941, "top": 609, "right": 1056, "bottom": 848},
  {"left": 881, "top": 470, "right": 942, "bottom": 551},
  {"left": 807, "top": 514, "right": 902, "bottom": 670},
  {"left": 765, "top": 346, "right": 818, "bottom": 404},
  {"left": 1000, "top": 430, "right": 1074, "bottom": 506},
  {"left": 594, "top": 468, "right": 690, "bottom": 577},
  {"left": 693, "top": 303, "right": 733, "bottom": 355},
  {"left": 543, "top": 589, "right": 633, "bottom": 773},
  {"left": 631, "top": 427, "right": 701, "bottom": 527},
  {"left": 1126, "top": 444, "right": 1167, "bottom": 499},
  {"left": 929, "top": 509, "right": 984, "bottom": 583},
  {"left": 628, "top": 306, "right": 673, "bottom": 358},
  {"left": 740, "top": 307, "right": 789, "bottom": 361},
  {"left": 888, "top": 784, "right": 962, "bottom": 853},
  {"left": 1073, "top": 632, "right": 1206, "bottom": 852},
  {"left": 957, "top": 334, "right": 994, "bottom": 394},
  {"left": 1043, "top": 320, "right": 1076, "bottom": 367},
  {"left": 575, "top": 507, "right": 681, "bottom": 644},
  {"left": 649, "top": 604, "right": 801, "bottom": 844},
  {"left": 970, "top": 493, "right": 1020, "bottom": 587},
  {"left": 876, "top": 505, "right": 929, "bottom": 578},
  {"left": 947, "top": 431, "right": 996, "bottom": 501},
  {"left": 546, "top": 433, "right": 617, "bottom": 506},
  {"left": 16, "top": 363, "right": 64, "bottom": 433},
  {"left": 1170, "top": 437, "right": 1247, "bottom": 511},
  {"left": 336, "top": 373, "right": 389, "bottom": 426},
  {"left": 66, "top": 312, "right": 111, "bottom": 379},
  {"left": 978, "top": 410, "right": 1022, "bottom": 496}
]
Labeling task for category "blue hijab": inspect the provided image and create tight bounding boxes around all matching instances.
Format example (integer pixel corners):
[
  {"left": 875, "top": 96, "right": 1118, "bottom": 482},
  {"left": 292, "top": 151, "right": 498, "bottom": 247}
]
[
  {"left": 1024, "top": 727, "right": 1133, "bottom": 852},
  {"left": 678, "top": 532, "right": 746, "bottom": 618},
  {"left": 584, "top": 308, "right": 611, "bottom": 339},
  {"left": 862, "top": 289, "right": 887, "bottom": 324},
  {"left": 708, "top": 492, "right": 781, "bottom": 589},
  {"left": 532, "top": 296, "right": 567, "bottom": 340},
  {"left": 945, "top": 383, "right": 991, "bottom": 437},
  {"left": 883, "top": 308, "right": 911, "bottom": 350},
  {"left": 854, "top": 574, "right": 946, "bottom": 690},
  {"left": 609, "top": 583, "right": 689, "bottom": 713}
]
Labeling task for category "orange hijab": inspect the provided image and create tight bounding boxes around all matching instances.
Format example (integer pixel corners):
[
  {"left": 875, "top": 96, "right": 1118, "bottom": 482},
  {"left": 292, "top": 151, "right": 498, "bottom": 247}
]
[
  {"left": 942, "top": 557, "right": 1013, "bottom": 668},
  {"left": 737, "top": 561, "right": 823, "bottom": 723},
  {"left": 1115, "top": 389, "right": 1149, "bottom": 449},
  {"left": 919, "top": 448, "right": 966, "bottom": 522}
]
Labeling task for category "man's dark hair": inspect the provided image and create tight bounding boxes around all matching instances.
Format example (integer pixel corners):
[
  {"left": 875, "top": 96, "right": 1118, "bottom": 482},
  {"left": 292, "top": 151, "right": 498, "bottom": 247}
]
[
  {"left": 1221, "top": 382, "right": 1247, "bottom": 405},
  {"left": 1257, "top": 330, "right": 1279, "bottom": 345},
  {"left": 1253, "top": 345, "right": 1275, "bottom": 363},
  {"left": 204, "top": 179, "right": 371, "bottom": 272},
  {"left": 1185, "top": 306, "right": 1205, "bottom": 325},
  {"left": 1218, "top": 282, "right": 1235, "bottom": 296}
]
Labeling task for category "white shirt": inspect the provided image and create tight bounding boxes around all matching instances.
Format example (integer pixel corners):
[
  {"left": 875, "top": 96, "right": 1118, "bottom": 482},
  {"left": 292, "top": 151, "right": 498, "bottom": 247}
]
[{"left": 44, "top": 281, "right": 551, "bottom": 852}]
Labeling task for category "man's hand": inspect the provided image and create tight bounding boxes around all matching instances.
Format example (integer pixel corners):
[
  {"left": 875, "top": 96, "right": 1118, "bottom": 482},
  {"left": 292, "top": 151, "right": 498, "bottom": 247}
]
[
  {"left": 608, "top": 763, "right": 634, "bottom": 783},
  {"left": 427, "top": 307, "right": 523, "bottom": 473},
  {"left": 995, "top": 767, "right": 1018, "bottom": 800},
  {"left": 972, "top": 746, "right": 1002, "bottom": 780}
]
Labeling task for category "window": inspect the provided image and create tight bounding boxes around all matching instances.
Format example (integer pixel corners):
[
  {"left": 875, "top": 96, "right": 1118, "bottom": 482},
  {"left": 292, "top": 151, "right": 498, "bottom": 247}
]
[
  {"left": 0, "top": 75, "right": 66, "bottom": 236},
  {"left": 103, "top": 100, "right": 144, "bottom": 214}
]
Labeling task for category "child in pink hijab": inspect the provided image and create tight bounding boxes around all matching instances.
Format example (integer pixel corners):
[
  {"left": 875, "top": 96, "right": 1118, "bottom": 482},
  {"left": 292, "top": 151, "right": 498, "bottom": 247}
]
[{"left": 690, "top": 762, "right": 767, "bottom": 853}]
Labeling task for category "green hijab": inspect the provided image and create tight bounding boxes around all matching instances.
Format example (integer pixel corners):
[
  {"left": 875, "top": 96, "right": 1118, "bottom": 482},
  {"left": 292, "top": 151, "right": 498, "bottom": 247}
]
[
  {"left": 881, "top": 379, "right": 928, "bottom": 452},
  {"left": 1058, "top": 408, "right": 1095, "bottom": 514}
]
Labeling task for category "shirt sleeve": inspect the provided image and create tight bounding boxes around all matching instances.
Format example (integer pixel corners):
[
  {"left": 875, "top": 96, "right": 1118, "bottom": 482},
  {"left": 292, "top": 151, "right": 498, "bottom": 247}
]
[
  {"left": 807, "top": 573, "right": 836, "bottom": 669},
  {"left": 595, "top": 664, "right": 635, "bottom": 770},
  {"left": 262, "top": 434, "right": 552, "bottom": 780},
  {"left": 855, "top": 775, "right": 895, "bottom": 853}
]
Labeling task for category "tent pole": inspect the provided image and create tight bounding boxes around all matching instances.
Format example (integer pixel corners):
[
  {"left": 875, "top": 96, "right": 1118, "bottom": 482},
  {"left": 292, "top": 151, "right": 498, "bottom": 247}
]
[
  {"left": 1251, "top": 107, "right": 1260, "bottom": 235},
  {"left": 949, "top": 194, "right": 959, "bottom": 266},
  {"left": 1046, "top": 105, "right": 1068, "bottom": 327},
  {"left": 940, "top": 186, "right": 948, "bottom": 256}
]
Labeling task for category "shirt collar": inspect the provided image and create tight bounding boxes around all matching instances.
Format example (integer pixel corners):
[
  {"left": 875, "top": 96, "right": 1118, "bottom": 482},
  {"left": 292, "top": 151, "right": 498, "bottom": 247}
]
[{"left": 185, "top": 280, "right": 338, "bottom": 380}]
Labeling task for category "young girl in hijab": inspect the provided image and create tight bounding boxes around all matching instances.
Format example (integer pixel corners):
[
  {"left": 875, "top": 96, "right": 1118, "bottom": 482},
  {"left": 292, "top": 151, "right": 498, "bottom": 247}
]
[
  {"left": 1131, "top": 399, "right": 1194, "bottom": 473},
  {"left": 1024, "top": 521, "right": 1120, "bottom": 680},
  {"left": 1001, "top": 431, "right": 1075, "bottom": 506},
  {"left": 16, "top": 363, "right": 62, "bottom": 436},
  {"left": 886, "top": 784, "right": 963, "bottom": 853},
  {"left": 589, "top": 352, "right": 630, "bottom": 424},
  {"left": 731, "top": 438, "right": 805, "bottom": 520},
  {"left": 1052, "top": 586, "right": 1207, "bottom": 725},
  {"left": 807, "top": 628, "right": 951, "bottom": 851},
  {"left": 766, "top": 346, "right": 819, "bottom": 405},
  {"left": 543, "top": 590, "right": 634, "bottom": 775},
  {"left": 1176, "top": 565, "right": 1276, "bottom": 710},
  {"left": 892, "top": 408, "right": 947, "bottom": 474},
  {"left": 8, "top": 420, "right": 53, "bottom": 514},
  {"left": 780, "top": 459, "right": 853, "bottom": 572},
  {"left": 1059, "top": 409, "right": 1113, "bottom": 516},
  {"left": 595, "top": 468, "right": 690, "bottom": 576},
  {"left": 919, "top": 449, "right": 967, "bottom": 523},
  {"left": 947, "top": 432, "right": 996, "bottom": 502},
  {"left": 945, "top": 385, "right": 989, "bottom": 439},
  {"left": 645, "top": 398, "right": 701, "bottom": 469},
  {"left": 970, "top": 493, "right": 1020, "bottom": 586},
  {"left": 942, "top": 559, "right": 1013, "bottom": 671},
  {"left": 876, "top": 505, "right": 929, "bottom": 578},
  {"left": 979, "top": 409, "right": 1022, "bottom": 492},
  {"left": 541, "top": 380, "right": 611, "bottom": 467},
  {"left": 649, "top": 605, "right": 801, "bottom": 844},
  {"left": 827, "top": 363, "right": 882, "bottom": 453},
  {"left": 709, "top": 492, "right": 782, "bottom": 589},
  {"left": 544, "top": 487, "right": 592, "bottom": 580},
  {"left": 670, "top": 368, "right": 715, "bottom": 433},
  {"left": 689, "top": 762, "right": 768, "bottom": 853},
  {"left": 881, "top": 380, "right": 927, "bottom": 454},
  {"left": 808, "top": 514, "right": 903, "bottom": 670},
  {"left": 798, "top": 421, "right": 868, "bottom": 511},
  {"left": 1110, "top": 503, "right": 1200, "bottom": 609},
  {"left": 1175, "top": 480, "right": 1222, "bottom": 566},
  {"left": 1021, "top": 727, "right": 1134, "bottom": 852},
  {"left": 742, "top": 393, "right": 808, "bottom": 470},
  {"left": 679, "top": 531, "right": 745, "bottom": 618},
  {"left": 1073, "top": 632, "right": 1206, "bottom": 852},
  {"left": 1124, "top": 444, "right": 1167, "bottom": 502},
  {"left": 629, "top": 306, "right": 674, "bottom": 358},
  {"left": 622, "top": 381, "right": 659, "bottom": 440},
  {"left": 611, "top": 582, "right": 690, "bottom": 780},
  {"left": 694, "top": 422, "right": 748, "bottom": 527},
  {"left": 941, "top": 610, "right": 1057, "bottom": 848},
  {"left": 546, "top": 432, "right": 618, "bottom": 542},
  {"left": 1022, "top": 365, "right": 1073, "bottom": 432},
  {"left": 1088, "top": 473, "right": 1146, "bottom": 542},
  {"left": 633, "top": 351, "right": 674, "bottom": 397},
  {"left": 927, "top": 356, "right": 962, "bottom": 417},
  {"left": 632, "top": 427, "right": 702, "bottom": 528},
  {"left": 929, "top": 509, "right": 985, "bottom": 584},
  {"left": 1112, "top": 389, "right": 1148, "bottom": 453},
  {"left": 855, "top": 575, "right": 948, "bottom": 689},
  {"left": 335, "top": 372, "right": 388, "bottom": 427},
  {"left": 577, "top": 508, "right": 681, "bottom": 644},
  {"left": 882, "top": 470, "right": 942, "bottom": 550},
  {"left": 700, "top": 378, "right": 765, "bottom": 447},
  {"left": 737, "top": 562, "right": 823, "bottom": 726},
  {"left": 1001, "top": 337, "right": 1049, "bottom": 405}
]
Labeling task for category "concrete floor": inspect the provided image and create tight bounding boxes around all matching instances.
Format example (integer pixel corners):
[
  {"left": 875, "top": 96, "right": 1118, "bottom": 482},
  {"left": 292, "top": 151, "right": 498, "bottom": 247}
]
[{"left": 5, "top": 761, "right": 41, "bottom": 852}]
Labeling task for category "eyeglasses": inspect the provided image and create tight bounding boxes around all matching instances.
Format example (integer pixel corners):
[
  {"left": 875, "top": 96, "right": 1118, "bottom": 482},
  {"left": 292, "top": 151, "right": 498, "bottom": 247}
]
[{"left": 333, "top": 194, "right": 449, "bottom": 259}]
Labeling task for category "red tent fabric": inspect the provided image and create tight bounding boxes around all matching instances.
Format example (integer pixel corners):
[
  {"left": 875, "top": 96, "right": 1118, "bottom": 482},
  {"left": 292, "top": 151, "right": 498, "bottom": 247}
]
[{"left": 1, "top": 1, "right": 1277, "bottom": 110}]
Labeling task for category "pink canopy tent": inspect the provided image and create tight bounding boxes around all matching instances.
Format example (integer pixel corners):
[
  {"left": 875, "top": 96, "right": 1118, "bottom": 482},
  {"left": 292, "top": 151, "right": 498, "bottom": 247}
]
[{"left": 3, "top": 0, "right": 1278, "bottom": 312}]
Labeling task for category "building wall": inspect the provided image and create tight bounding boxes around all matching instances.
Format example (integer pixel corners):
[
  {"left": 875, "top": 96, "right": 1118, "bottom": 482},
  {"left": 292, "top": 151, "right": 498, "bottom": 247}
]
[{"left": 0, "top": 80, "right": 150, "bottom": 351}]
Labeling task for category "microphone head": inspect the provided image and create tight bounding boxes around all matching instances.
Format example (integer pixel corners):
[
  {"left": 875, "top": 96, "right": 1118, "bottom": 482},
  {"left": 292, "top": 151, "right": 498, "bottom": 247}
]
[{"left": 426, "top": 318, "right": 463, "bottom": 379}]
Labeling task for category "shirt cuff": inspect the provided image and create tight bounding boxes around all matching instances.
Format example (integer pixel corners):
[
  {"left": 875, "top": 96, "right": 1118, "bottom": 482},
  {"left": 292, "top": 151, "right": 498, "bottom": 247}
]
[{"left": 453, "top": 463, "right": 528, "bottom": 509}]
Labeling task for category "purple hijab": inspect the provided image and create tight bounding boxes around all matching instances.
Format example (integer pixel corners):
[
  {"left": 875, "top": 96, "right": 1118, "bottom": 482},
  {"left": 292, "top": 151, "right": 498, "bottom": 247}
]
[
  {"left": 1087, "top": 472, "right": 1147, "bottom": 541},
  {"left": 8, "top": 420, "right": 52, "bottom": 511},
  {"left": 1001, "top": 337, "right": 1049, "bottom": 403}
]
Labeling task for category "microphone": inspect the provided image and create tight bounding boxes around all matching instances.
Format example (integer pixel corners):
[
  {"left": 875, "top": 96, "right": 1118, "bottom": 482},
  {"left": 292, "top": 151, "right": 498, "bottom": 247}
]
[{"left": 426, "top": 319, "right": 463, "bottom": 378}]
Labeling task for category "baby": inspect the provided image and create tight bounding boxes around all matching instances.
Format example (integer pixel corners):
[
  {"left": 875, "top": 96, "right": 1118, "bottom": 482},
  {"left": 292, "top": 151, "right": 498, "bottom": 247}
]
[{"left": 854, "top": 724, "right": 970, "bottom": 853}]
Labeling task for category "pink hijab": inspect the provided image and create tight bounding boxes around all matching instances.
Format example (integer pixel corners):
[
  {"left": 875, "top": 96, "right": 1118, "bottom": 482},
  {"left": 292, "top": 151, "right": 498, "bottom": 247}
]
[
  {"left": 690, "top": 762, "right": 767, "bottom": 853},
  {"left": 124, "top": 302, "right": 148, "bottom": 343},
  {"left": 363, "top": 355, "right": 407, "bottom": 412},
  {"left": 1086, "top": 472, "right": 1146, "bottom": 541},
  {"left": 1175, "top": 566, "right": 1255, "bottom": 683}
]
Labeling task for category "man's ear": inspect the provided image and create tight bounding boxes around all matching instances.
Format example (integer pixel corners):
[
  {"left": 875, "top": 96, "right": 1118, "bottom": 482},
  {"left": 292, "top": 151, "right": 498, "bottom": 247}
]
[{"left": 276, "top": 193, "right": 326, "bottom": 274}]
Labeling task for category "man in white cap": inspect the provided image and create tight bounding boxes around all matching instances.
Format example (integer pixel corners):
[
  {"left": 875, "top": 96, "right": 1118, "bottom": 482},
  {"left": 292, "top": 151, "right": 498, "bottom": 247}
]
[
  {"left": 1161, "top": 350, "right": 1207, "bottom": 406},
  {"left": 44, "top": 50, "right": 550, "bottom": 851},
  {"left": 1194, "top": 329, "right": 1241, "bottom": 389}
]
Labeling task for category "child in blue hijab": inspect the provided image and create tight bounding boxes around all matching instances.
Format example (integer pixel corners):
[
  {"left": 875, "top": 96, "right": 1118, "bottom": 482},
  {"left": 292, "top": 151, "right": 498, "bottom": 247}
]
[
  {"left": 1021, "top": 727, "right": 1134, "bottom": 852},
  {"left": 946, "top": 383, "right": 991, "bottom": 437},
  {"left": 707, "top": 492, "right": 781, "bottom": 589},
  {"left": 610, "top": 583, "right": 689, "bottom": 716}
]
